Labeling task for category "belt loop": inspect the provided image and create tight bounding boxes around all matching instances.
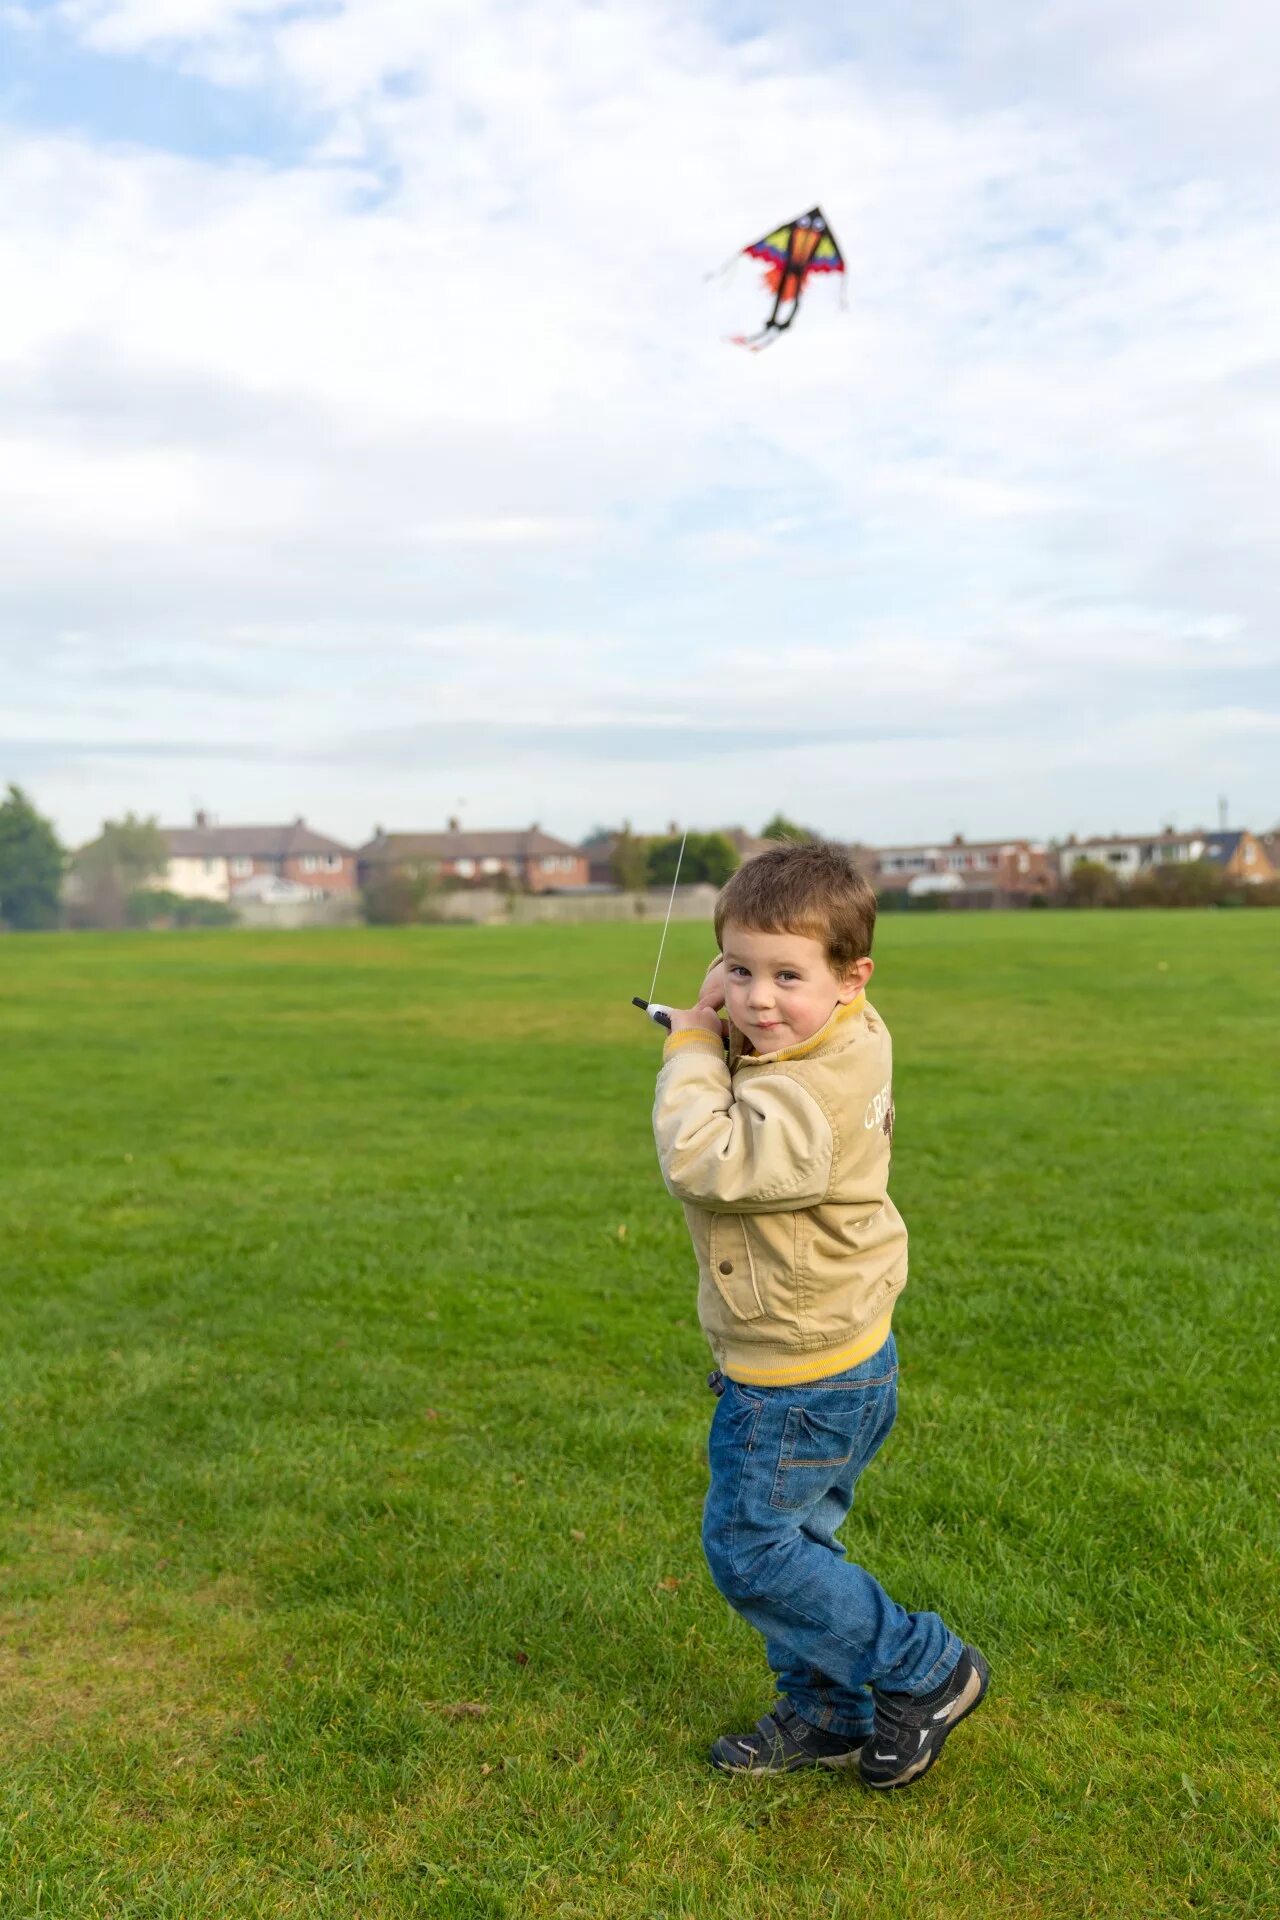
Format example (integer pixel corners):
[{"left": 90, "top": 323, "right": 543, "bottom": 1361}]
[{"left": 706, "top": 1369, "right": 726, "bottom": 1397}]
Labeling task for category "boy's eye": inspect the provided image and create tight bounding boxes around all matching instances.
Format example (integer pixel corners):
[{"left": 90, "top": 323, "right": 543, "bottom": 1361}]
[
  {"left": 777, "top": 972, "right": 799, "bottom": 983},
  {"left": 728, "top": 966, "right": 750, "bottom": 978}
]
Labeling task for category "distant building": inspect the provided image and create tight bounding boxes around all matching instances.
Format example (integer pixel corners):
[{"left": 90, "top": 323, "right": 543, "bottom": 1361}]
[
  {"left": 579, "top": 828, "right": 626, "bottom": 887},
  {"left": 723, "top": 826, "right": 775, "bottom": 863},
  {"left": 1059, "top": 827, "right": 1274, "bottom": 885},
  {"left": 869, "top": 835, "right": 1056, "bottom": 903},
  {"left": 158, "top": 813, "right": 357, "bottom": 902},
  {"left": 229, "top": 873, "right": 317, "bottom": 906},
  {"left": 360, "top": 820, "right": 589, "bottom": 893}
]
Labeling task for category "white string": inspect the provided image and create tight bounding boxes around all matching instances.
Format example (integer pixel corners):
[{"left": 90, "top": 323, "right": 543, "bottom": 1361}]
[{"left": 647, "top": 828, "right": 688, "bottom": 1006}]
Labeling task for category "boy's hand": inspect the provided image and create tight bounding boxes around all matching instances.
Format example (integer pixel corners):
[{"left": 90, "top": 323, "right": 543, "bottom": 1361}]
[
  {"left": 696, "top": 955, "right": 726, "bottom": 1013},
  {"left": 667, "top": 1004, "right": 726, "bottom": 1038}
]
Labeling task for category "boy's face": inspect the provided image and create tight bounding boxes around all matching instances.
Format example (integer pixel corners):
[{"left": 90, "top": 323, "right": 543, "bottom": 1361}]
[{"left": 720, "top": 923, "right": 873, "bottom": 1052}]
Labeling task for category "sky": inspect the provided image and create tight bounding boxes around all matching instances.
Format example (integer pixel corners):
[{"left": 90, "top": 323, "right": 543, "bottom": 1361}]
[{"left": 2, "top": 0, "right": 1279, "bottom": 852}]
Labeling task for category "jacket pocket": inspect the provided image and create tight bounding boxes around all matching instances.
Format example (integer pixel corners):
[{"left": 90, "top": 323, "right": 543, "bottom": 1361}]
[{"left": 707, "top": 1215, "right": 766, "bottom": 1321}]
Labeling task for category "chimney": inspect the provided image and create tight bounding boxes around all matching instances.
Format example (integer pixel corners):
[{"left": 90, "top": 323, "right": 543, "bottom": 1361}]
[
  {"left": 668, "top": 820, "right": 679, "bottom": 835},
  {"left": 447, "top": 815, "right": 460, "bottom": 832},
  {"left": 195, "top": 808, "right": 208, "bottom": 829},
  {"left": 530, "top": 821, "right": 539, "bottom": 833},
  {"left": 952, "top": 832, "right": 964, "bottom": 845}
]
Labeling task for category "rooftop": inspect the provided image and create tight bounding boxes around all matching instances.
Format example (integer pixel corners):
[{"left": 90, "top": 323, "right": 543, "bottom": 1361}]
[{"left": 163, "top": 814, "right": 351, "bottom": 858}]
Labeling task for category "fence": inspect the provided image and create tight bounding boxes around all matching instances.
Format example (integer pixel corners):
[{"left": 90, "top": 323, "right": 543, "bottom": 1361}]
[
  {"left": 232, "top": 886, "right": 717, "bottom": 929},
  {"left": 234, "top": 894, "right": 363, "bottom": 930},
  {"left": 508, "top": 885, "right": 718, "bottom": 926},
  {"left": 414, "top": 885, "right": 717, "bottom": 926}
]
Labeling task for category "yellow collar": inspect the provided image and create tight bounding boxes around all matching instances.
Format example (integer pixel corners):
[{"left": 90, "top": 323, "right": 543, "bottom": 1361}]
[{"left": 740, "top": 991, "right": 866, "bottom": 1065}]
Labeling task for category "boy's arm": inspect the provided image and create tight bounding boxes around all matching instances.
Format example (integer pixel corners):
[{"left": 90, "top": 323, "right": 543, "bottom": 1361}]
[{"left": 652, "top": 1032, "right": 834, "bottom": 1212}]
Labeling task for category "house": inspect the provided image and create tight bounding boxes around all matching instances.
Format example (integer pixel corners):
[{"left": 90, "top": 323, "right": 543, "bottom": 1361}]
[
  {"left": 1059, "top": 828, "right": 1274, "bottom": 885},
  {"left": 158, "top": 812, "right": 357, "bottom": 902},
  {"left": 723, "top": 826, "right": 776, "bottom": 864},
  {"left": 579, "top": 828, "right": 629, "bottom": 887},
  {"left": 359, "top": 820, "right": 589, "bottom": 893},
  {"left": 870, "top": 835, "right": 1056, "bottom": 902}
]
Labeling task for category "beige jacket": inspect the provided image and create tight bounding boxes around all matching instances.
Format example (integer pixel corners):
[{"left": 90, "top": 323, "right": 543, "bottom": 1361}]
[{"left": 652, "top": 992, "right": 907, "bottom": 1385}]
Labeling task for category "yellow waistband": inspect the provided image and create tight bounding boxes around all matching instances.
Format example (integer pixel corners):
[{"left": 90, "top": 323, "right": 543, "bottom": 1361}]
[{"left": 723, "top": 1310, "right": 894, "bottom": 1387}]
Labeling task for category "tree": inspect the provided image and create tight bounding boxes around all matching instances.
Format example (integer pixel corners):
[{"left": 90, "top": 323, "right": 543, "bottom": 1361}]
[
  {"left": 1063, "top": 858, "right": 1116, "bottom": 908},
  {"left": 361, "top": 862, "right": 437, "bottom": 925},
  {"left": 0, "top": 785, "right": 64, "bottom": 930},
  {"left": 609, "top": 823, "right": 651, "bottom": 892},
  {"left": 648, "top": 831, "right": 739, "bottom": 888},
  {"left": 760, "top": 813, "right": 816, "bottom": 844},
  {"left": 1126, "top": 859, "right": 1226, "bottom": 909},
  {"left": 71, "top": 813, "right": 169, "bottom": 929}
]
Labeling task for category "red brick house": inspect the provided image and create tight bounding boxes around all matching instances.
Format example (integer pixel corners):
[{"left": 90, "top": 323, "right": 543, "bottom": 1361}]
[
  {"left": 868, "top": 835, "right": 1056, "bottom": 903},
  {"left": 159, "top": 812, "right": 357, "bottom": 901},
  {"left": 359, "top": 821, "right": 589, "bottom": 893}
]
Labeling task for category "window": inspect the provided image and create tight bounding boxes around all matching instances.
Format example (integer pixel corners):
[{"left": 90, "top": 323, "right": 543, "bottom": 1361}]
[
  {"left": 230, "top": 856, "right": 253, "bottom": 877},
  {"left": 454, "top": 857, "right": 475, "bottom": 878},
  {"left": 301, "top": 855, "right": 319, "bottom": 873},
  {"left": 482, "top": 857, "right": 502, "bottom": 875},
  {"left": 203, "top": 858, "right": 217, "bottom": 875},
  {"left": 325, "top": 854, "right": 343, "bottom": 871},
  {"left": 542, "top": 855, "right": 575, "bottom": 873}
]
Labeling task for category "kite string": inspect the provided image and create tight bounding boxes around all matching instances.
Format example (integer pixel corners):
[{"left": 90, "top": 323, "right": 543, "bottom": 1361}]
[{"left": 647, "top": 828, "right": 688, "bottom": 1006}]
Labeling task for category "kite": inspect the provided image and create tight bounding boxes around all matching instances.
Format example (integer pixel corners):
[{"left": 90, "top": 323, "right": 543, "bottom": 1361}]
[{"left": 730, "top": 204, "right": 846, "bottom": 350}]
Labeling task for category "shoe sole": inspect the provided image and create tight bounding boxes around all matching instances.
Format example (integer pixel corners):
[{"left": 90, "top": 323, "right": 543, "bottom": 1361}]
[
  {"left": 710, "top": 1745, "right": 864, "bottom": 1775},
  {"left": 860, "top": 1649, "right": 990, "bottom": 1790}
]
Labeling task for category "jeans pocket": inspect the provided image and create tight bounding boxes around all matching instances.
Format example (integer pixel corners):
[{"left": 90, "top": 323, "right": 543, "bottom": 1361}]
[{"left": 768, "top": 1401, "right": 875, "bottom": 1511}]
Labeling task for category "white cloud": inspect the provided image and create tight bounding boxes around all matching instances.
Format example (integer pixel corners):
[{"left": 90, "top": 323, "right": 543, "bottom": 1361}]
[{"left": 1, "top": 0, "right": 1278, "bottom": 844}]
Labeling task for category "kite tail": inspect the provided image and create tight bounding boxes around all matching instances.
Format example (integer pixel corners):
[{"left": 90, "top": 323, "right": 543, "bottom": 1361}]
[{"left": 728, "top": 328, "right": 780, "bottom": 353}]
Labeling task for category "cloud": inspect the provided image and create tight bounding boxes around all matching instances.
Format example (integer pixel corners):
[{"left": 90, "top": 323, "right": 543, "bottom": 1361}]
[{"left": 0, "top": 0, "right": 1277, "bottom": 844}]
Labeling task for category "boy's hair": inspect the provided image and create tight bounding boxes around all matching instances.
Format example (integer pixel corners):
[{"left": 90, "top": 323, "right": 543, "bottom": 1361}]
[{"left": 714, "top": 840, "right": 877, "bottom": 972}]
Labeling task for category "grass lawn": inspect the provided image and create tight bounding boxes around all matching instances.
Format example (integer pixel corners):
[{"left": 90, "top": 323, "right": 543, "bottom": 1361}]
[{"left": 0, "top": 910, "right": 1276, "bottom": 1918}]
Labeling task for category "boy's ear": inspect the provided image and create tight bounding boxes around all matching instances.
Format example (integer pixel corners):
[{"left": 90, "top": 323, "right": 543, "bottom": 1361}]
[{"left": 836, "top": 956, "right": 874, "bottom": 1002}]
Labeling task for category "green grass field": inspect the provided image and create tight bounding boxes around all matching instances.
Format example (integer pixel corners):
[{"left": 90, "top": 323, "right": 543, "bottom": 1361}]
[{"left": 0, "top": 912, "right": 1276, "bottom": 1918}]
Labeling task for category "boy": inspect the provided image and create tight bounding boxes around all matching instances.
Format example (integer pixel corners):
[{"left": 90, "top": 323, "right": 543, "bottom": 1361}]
[{"left": 651, "top": 841, "right": 987, "bottom": 1787}]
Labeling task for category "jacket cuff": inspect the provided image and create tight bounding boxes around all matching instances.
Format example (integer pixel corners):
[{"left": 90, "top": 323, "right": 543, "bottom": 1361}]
[{"left": 661, "top": 1028, "right": 726, "bottom": 1064}]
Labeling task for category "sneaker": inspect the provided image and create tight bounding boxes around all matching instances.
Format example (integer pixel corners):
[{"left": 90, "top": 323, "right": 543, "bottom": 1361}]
[
  {"left": 709, "top": 1698, "right": 867, "bottom": 1774},
  {"left": 858, "top": 1644, "right": 990, "bottom": 1790}
]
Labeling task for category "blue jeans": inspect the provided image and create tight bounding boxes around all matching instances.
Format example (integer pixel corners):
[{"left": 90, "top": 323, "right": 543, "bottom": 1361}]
[{"left": 702, "top": 1333, "right": 961, "bottom": 1738}]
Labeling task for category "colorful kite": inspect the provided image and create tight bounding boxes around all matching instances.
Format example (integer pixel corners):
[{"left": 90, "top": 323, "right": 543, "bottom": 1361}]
[{"left": 732, "top": 205, "right": 845, "bottom": 349}]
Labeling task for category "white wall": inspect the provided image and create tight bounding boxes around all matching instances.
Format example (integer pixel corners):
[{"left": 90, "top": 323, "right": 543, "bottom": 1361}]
[{"left": 160, "top": 854, "right": 230, "bottom": 901}]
